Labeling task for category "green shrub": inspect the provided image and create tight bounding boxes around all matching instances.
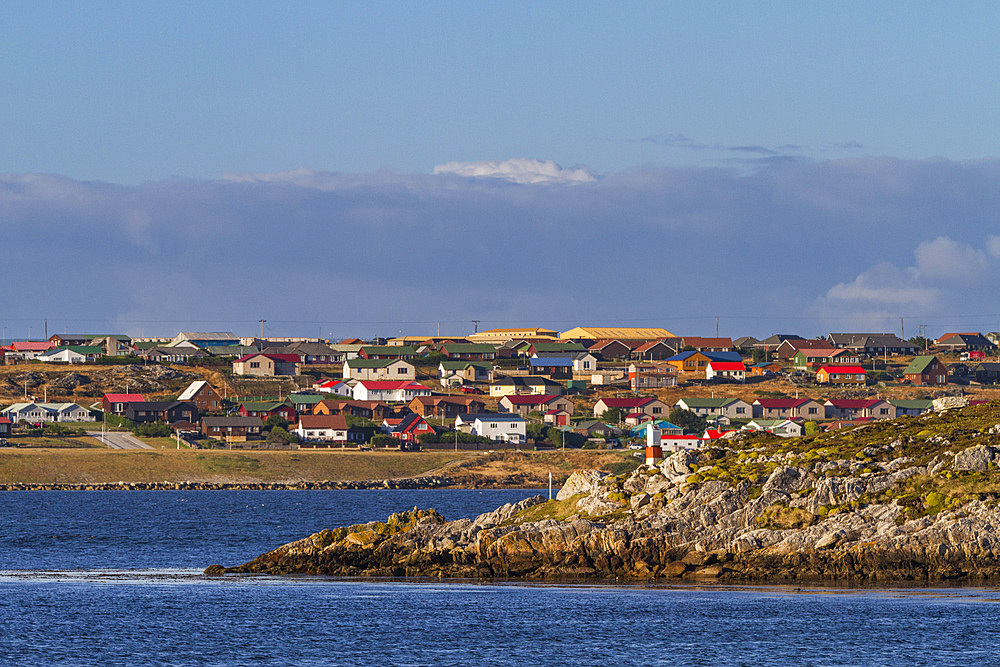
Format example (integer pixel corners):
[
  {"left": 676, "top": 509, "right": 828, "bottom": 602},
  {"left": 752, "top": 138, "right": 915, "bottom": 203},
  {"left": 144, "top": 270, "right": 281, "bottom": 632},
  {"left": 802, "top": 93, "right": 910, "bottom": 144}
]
[{"left": 371, "top": 434, "right": 400, "bottom": 448}]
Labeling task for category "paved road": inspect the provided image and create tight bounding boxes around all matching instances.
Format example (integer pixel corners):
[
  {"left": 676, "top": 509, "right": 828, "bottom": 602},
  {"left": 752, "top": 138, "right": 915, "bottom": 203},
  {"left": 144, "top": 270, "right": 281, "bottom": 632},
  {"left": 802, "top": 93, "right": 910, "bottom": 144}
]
[{"left": 87, "top": 431, "right": 154, "bottom": 450}]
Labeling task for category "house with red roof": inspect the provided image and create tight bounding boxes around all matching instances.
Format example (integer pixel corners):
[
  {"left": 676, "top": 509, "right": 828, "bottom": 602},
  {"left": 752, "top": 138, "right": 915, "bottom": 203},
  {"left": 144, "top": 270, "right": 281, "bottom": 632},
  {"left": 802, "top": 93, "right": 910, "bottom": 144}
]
[
  {"left": 816, "top": 365, "right": 867, "bottom": 385},
  {"left": 705, "top": 361, "right": 746, "bottom": 382},
  {"left": 232, "top": 353, "right": 301, "bottom": 377},
  {"left": 592, "top": 396, "right": 670, "bottom": 419},
  {"left": 5, "top": 340, "right": 56, "bottom": 361},
  {"left": 752, "top": 398, "right": 824, "bottom": 420},
  {"left": 351, "top": 380, "right": 431, "bottom": 403},
  {"left": 0, "top": 416, "right": 11, "bottom": 438},
  {"left": 102, "top": 393, "right": 146, "bottom": 415},
  {"left": 498, "top": 394, "right": 574, "bottom": 417},
  {"left": 311, "top": 379, "right": 352, "bottom": 397},
  {"left": 823, "top": 399, "right": 895, "bottom": 420},
  {"left": 381, "top": 413, "right": 434, "bottom": 444}
]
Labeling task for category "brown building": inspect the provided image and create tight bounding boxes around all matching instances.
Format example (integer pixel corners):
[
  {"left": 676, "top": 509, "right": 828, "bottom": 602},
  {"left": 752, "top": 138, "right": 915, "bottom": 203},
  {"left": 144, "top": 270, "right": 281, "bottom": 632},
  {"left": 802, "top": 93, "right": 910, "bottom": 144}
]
[
  {"left": 408, "top": 396, "right": 487, "bottom": 419},
  {"left": 201, "top": 416, "right": 263, "bottom": 442},
  {"left": 903, "top": 355, "right": 948, "bottom": 385},
  {"left": 177, "top": 381, "right": 224, "bottom": 412}
]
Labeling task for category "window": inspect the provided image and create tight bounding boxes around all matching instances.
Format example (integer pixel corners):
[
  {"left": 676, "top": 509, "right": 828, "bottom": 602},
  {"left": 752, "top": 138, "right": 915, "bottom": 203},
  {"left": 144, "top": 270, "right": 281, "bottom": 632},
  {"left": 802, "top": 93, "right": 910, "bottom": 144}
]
[
  {"left": 398, "top": 367, "right": 406, "bottom": 374},
  {"left": 250, "top": 362, "right": 259, "bottom": 369},
  {"left": 808, "top": 408, "right": 817, "bottom": 415},
  {"left": 880, "top": 408, "right": 888, "bottom": 415},
  {"left": 736, "top": 407, "right": 745, "bottom": 414},
  {"left": 652, "top": 407, "right": 661, "bottom": 414}
]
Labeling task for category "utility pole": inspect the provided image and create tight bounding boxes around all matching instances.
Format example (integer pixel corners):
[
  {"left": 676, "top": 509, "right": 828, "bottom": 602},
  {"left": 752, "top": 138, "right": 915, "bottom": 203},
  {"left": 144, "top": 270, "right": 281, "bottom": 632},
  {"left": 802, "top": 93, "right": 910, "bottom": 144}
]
[
  {"left": 259, "top": 319, "right": 266, "bottom": 340},
  {"left": 716, "top": 316, "right": 719, "bottom": 338},
  {"left": 472, "top": 320, "right": 480, "bottom": 334},
  {"left": 900, "top": 317, "right": 904, "bottom": 341}
]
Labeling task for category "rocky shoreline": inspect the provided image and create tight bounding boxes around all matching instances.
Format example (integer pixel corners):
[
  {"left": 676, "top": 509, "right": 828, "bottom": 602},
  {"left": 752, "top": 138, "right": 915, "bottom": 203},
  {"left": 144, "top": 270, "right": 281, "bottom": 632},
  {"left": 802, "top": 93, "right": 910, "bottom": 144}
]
[
  {"left": 0, "top": 472, "right": 545, "bottom": 491},
  {"left": 210, "top": 405, "right": 1000, "bottom": 583}
]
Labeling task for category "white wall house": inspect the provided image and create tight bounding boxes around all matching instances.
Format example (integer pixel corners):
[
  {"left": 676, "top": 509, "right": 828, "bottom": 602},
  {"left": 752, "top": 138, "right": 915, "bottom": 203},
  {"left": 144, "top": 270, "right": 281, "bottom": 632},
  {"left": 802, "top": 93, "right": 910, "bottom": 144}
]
[
  {"left": 352, "top": 381, "right": 432, "bottom": 402},
  {"left": 342, "top": 359, "right": 415, "bottom": 381},
  {"left": 1, "top": 402, "right": 95, "bottom": 423},
  {"left": 572, "top": 353, "right": 598, "bottom": 372},
  {"left": 472, "top": 415, "right": 526, "bottom": 443},
  {"left": 454, "top": 413, "right": 526, "bottom": 443},
  {"left": 312, "top": 379, "right": 353, "bottom": 397}
]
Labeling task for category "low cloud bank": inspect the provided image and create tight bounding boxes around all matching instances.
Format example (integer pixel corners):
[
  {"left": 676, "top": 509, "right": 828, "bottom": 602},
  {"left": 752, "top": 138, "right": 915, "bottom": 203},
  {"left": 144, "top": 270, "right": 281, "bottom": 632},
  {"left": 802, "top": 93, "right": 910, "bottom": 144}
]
[{"left": 1, "top": 157, "right": 999, "bottom": 338}]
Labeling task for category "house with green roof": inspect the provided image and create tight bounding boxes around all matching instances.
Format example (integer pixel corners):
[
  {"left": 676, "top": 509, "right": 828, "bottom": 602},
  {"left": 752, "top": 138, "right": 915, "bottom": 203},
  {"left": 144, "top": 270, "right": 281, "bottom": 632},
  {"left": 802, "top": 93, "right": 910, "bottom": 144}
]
[
  {"left": 903, "top": 355, "right": 948, "bottom": 385},
  {"left": 438, "top": 343, "right": 497, "bottom": 361},
  {"left": 674, "top": 397, "right": 752, "bottom": 419},
  {"left": 343, "top": 358, "right": 415, "bottom": 381},
  {"left": 888, "top": 399, "right": 934, "bottom": 416},
  {"left": 439, "top": 360, "right": 492, "bottom": 384}
]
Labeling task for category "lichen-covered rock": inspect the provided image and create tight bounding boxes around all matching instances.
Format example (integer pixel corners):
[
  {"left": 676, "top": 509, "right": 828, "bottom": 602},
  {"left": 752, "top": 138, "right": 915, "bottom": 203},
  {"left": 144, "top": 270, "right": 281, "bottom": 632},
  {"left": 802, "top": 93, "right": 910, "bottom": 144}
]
[
  {"left": 213, "top": 404, "right": 1000, "bottom": 584},
  {"left": 556, "top": 470, "right": 608, "bottom": 501},
  {"left": 934, "top": 396, "right": 970, "bottom": 411},
  {"left": 953, "top": 445, "right": 999, "bottom": 472}
]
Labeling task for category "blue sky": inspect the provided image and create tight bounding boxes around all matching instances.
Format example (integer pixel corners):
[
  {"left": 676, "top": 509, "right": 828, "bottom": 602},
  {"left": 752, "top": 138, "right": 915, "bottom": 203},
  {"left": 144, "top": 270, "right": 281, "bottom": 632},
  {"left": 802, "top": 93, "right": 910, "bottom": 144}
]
[
  {"left": 2, "top": 3, "right": 1000, "bottom": 339},
  {"left": 4, "top": 3, "right": 1000, "bottom": 181}
]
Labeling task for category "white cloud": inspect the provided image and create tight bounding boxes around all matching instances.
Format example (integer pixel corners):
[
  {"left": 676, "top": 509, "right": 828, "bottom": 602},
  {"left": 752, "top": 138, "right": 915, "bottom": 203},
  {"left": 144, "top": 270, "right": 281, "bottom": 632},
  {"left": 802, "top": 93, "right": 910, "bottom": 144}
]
[
  {"left": 432, "top": 158, "right": 595, "bottom": 184},
  {"left": 987, "top": 235, "right": 1000, "bottom": 259},
  {"left": 824, "top": 263, "right": 938, "bottom": 309},
  {"left": 914, "top": 236, "right": 989, "bottom": 283}
]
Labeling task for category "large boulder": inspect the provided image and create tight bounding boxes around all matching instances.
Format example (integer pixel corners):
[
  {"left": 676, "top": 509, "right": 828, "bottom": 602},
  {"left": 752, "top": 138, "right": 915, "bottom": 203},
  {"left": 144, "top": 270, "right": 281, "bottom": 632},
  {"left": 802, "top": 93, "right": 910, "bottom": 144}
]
[
  {"left": 933, "top": 396, "right": 969, "bottom": 411},
  {"left": 556, "top": 470, "right": 609, "bottom": 501},
  {"left": 953, "top": 445, "right": 999, "bottom": 472}
]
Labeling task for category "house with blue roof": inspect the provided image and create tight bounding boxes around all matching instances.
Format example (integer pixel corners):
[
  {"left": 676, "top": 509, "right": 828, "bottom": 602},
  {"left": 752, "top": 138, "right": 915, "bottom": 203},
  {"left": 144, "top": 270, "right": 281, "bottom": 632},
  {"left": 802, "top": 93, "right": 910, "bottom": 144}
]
[{"left": 528, "top": 357, "right": 573, "bottom": 379}]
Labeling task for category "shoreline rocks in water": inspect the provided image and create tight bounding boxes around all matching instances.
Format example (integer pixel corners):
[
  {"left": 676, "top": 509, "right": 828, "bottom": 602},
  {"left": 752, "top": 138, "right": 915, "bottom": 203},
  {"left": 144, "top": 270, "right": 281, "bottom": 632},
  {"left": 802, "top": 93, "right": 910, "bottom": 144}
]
[
  {"left": 211, "top": 405, "right": 1000, "bottom": 583},
  {"left": 0, "top": 472, "right": 545, "bottom": 491}
]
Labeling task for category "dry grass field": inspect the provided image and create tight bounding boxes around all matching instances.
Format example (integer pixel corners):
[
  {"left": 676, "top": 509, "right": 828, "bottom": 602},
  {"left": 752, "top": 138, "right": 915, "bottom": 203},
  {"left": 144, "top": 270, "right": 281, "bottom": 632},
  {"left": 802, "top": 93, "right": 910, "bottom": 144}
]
[{"left": 0, "top": 447, "right": 634, "bottom": 486}]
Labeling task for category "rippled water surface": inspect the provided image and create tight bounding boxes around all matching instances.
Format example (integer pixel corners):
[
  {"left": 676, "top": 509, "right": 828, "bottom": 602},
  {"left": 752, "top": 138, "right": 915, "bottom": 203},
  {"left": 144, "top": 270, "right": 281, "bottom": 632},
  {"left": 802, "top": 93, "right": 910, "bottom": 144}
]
[{"left": 2, "top": 490, "right": 999, "bottom": 665}]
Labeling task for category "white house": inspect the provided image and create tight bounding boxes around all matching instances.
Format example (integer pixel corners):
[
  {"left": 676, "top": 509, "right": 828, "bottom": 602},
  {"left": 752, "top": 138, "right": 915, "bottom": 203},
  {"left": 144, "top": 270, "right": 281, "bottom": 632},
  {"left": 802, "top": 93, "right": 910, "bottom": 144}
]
[
  {"left": 660, "top": 434, "right": 706, "bottom": 451},
  {"left": 454, "top": 412, "right": 526, "bottom": 443},
  {"left": 312, "top": 379, "right": 352, "bottom": 397},
  {"left": 571, "top": 353, "right": 598, "bottom": 373},
  {"left": 292, "top": 415, "right": 348, "bottom": 445},
  {"left": 342, "top": 359, "right": 415, "bottom": 381},
  {"left": 743, "top": 419, "right": 803, "bottom": 438},
  {"left": 352, "top": 380, "right": 432, "bottom": 403},
  {"left": 470, "top": 414, "right": 526, "bottom": 444},
  {"left": 705, "top": 361, "right": 746, "bottom": 382},
  {"left": 1, "top": 402, "right": 95, "bottom": 423},
  {"left": 37, "top": 347, "right": 100, "bottom": 364}
]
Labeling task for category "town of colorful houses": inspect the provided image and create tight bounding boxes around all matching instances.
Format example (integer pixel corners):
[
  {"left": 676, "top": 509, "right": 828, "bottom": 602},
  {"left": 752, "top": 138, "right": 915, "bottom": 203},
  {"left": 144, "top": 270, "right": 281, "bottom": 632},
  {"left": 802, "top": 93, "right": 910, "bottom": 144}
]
[{"left": 0, "top": 326, "right": 998, "bottom": 452}]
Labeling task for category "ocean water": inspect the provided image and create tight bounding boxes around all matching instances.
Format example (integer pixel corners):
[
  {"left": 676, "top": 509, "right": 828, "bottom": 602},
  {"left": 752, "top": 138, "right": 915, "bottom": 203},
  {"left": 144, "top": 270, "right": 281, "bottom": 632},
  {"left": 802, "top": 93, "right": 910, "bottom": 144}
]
[{"left": 2, "top": 490, "right": 1000, "bottom": 665}]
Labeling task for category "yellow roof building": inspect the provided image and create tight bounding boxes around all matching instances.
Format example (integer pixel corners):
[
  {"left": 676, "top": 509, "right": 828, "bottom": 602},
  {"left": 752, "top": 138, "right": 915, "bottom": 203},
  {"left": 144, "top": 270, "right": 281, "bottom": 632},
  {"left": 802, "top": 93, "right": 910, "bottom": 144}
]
[
  {"left": 560, "top": 326, "right": 676, "bottom": 341},
  {"left": 468, "top": 328, "right": 559, "bottom": 343}
]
